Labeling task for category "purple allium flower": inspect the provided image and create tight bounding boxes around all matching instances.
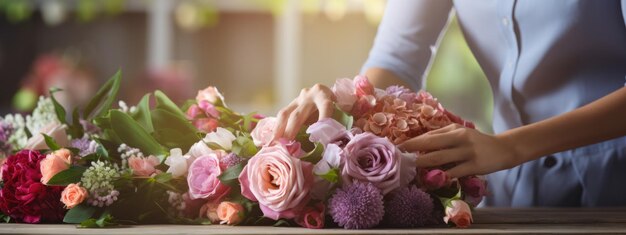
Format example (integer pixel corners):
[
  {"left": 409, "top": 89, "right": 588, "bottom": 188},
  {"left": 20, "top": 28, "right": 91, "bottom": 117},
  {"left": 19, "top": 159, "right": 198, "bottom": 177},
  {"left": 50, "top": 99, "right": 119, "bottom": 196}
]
[
  {"left": 383, "top": 185, "right": 434, "bottom": 227},
  {"left": 71, "top": 137, "right": 98, "bottom": 156},
  {"left": 221, "top": 153, "right": 244, "bottom": 168},
  {"left": 328, "top": 182, "right": 384, "bottom": 229}
]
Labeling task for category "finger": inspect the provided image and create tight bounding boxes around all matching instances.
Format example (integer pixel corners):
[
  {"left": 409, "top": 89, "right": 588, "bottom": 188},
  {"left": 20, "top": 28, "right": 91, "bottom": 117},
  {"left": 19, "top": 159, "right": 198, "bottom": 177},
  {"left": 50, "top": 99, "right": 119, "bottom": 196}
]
[
  {"left": 315, "top": 99, "right": 334, "bottom": 121},
  {"left": 414, "top": 148, "right": 468, "bottom": 168},
  {"left": 399, "top": 131, "right": 461, "bottom": 152},
  {"left": 446, "top": 163, "right": 473, "bottom": 179},
  {"left": 272, "top": 102, "right": 297, "bottom": 141},
  {"left": 284, "top": 104, "right": 314, "bottom": 140},
  {"left": 425, "top": 123, "right": 461, "bottom": 135}
]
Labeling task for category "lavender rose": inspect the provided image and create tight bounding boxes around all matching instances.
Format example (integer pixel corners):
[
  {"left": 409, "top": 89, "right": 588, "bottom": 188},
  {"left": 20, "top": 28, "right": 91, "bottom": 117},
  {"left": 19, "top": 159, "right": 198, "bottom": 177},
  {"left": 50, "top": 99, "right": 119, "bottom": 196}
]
[{"left": 341, "top": 132, "right": 416, "bottom": 194}]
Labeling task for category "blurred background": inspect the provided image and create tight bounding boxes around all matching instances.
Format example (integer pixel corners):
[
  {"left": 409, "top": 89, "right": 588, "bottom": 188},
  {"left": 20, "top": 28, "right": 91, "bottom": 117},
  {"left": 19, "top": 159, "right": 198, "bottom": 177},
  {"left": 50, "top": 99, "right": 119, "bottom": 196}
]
[{"left": 0, "top": 0, "right": 494, "bottom": 133}]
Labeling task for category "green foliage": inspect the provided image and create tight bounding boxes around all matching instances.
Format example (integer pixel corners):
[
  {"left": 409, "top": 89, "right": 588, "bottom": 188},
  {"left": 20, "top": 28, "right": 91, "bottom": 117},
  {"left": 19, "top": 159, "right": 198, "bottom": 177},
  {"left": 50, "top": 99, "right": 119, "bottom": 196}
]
[
  {"left": 46, "top": 166, "right": 87, "bottom": 186},
  {"left": 132, "top": 94, "right": 154, "bottom": 133},
  {"left": 231, "top": 135, "right": 258, "bottom": 158},
  {"left": 151, "top": 108, "right": 200, "bottom": 151},
  {"left": 317, "top": 168, "right": 339, "bottom": 184},
  {"left": 78, "top": 212, "right": 118, "bottom": 228},
  {"left": 63, "top": 204, "right": 97, "bottom": 224},
  {"left": 218, "top": 163, "right": 244, "bottom": 187},
  {"left": 42, "top": 134, "right": 61, "bottom": 151},
  {"left": 109, "top": 110, "right": 166, "bottom": 156},
  {"left": 332, "top": 106, "right": 353, "bottom": 130},
  {"left": 49, "top": 88, "right": 67, "bottom": 124},
  {"left": 154, "top": 90, "right": 187, "bottom": 119},
  {"left": 84, "top": 70, "right": 122, "bottom": 120},
  {"left": 300, "top": 142, "right": 324, "bottom": 164}
]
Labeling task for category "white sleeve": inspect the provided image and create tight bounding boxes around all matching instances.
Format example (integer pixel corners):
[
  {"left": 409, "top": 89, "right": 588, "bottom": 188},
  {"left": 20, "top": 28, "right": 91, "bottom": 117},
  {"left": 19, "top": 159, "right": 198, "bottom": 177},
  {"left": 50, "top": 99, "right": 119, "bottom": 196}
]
[{"left": 361, "top": 0, "right": 453, "bottom": 90}]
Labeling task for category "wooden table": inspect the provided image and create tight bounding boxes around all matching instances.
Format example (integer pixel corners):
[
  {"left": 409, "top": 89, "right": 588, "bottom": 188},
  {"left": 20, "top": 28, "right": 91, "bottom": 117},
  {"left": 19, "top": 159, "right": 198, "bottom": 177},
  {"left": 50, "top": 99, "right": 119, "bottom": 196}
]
[{"left": 1, "top": 208, "right": 625, "bottom": 234}]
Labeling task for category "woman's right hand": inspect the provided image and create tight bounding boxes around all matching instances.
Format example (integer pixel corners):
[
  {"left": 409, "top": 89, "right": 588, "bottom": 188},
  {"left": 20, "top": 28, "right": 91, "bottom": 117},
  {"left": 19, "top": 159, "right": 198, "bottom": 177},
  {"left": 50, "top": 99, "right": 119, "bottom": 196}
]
[{"left": 272, "top": 84, "right": 336, "bottom": 141}]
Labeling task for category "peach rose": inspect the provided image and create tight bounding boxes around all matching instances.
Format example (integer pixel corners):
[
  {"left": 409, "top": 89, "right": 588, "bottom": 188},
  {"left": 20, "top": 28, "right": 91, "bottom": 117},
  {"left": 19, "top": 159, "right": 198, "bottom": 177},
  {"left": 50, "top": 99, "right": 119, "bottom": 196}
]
[
  {"left": 444, "top": 200, "right": 473, "bottom": 228},
  {"left": 199, "top": 201, "right": 221, "bottom": 223},
  {"left": 128, "top": 155, "right": 160, "bottom": 177},
  {"left": 60, "top": 183, "right": 88, "bottom": 209},
  {"left": 217, "top": 201, "right": 245, "bottom": 225},
  {"left": 40, "top": 148, "right": 72, "bottom": 185}
]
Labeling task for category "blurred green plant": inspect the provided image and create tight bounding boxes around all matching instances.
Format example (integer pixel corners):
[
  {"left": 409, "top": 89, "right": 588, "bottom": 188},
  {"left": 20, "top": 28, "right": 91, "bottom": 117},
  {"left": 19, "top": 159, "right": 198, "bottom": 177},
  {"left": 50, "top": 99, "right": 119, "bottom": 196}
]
[{"left": 426, "top": 16, "right": 494, "bottom": 133}]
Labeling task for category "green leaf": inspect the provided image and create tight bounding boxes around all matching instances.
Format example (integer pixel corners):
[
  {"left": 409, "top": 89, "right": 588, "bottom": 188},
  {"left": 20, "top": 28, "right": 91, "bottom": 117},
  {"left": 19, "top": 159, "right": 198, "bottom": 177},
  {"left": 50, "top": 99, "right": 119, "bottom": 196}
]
[
  {"left": 150, "top": 108, "right": 200, "bottom": 151},
  {"left": 96, "top": 143, "right": 109, "bottom": 159},
  {"left": 218, "top": 163, "right": 244, "bottom": 186},
  {"left": 317, "top": 168, "right": 339, "bottom": 183},
  {"left": 300, "top": 142, "right": 324, "bottom": 164},
  {"left": 64, "top": 204, "right": 96, "bottom": 224},
  {"left": 42, "top": 134, "right": 61, "bottom": 151},
  {"left": 84, "top": 70, "right": 122, "bottom": 120},
  {"left": 154, "top": 172, "right": 173, "bottom": 184},
  {"left": 332, "top": 105, "right": 353, "bottom": 130},
  {"left": 69, "top": 107, "right": 84, "bottom": 138},
  {"left": 49, "top": 88, "right": 67, "bottom": 124},
  {"left": 110, "top": 110, "right": 166, "bottom": 156},
  {"left": 46, "top": 166, "right": 87, "bottom": 186},
  {"left": 132, "top": 93, "right": 153, "bottom": 133},
  {"left": 154, "top": 90, "right": 187, "bottom": 119},
  {"left": 231, "top": 136, "right": 258, "bottom": 158}
]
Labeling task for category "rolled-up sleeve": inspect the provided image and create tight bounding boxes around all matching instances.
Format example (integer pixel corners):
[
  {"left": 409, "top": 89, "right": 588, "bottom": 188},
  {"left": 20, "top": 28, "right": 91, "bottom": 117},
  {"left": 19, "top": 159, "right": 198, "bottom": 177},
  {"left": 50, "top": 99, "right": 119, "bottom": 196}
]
[{"left": 361, "top": 0, "right": 453, "bottom": 90}]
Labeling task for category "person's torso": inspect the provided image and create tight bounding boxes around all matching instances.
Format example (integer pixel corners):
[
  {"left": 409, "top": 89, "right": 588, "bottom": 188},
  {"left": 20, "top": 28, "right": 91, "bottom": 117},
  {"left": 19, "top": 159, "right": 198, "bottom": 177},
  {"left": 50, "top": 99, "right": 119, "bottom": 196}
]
[{"left": 452, "top": 0, "right": 626, "bottom": 133}]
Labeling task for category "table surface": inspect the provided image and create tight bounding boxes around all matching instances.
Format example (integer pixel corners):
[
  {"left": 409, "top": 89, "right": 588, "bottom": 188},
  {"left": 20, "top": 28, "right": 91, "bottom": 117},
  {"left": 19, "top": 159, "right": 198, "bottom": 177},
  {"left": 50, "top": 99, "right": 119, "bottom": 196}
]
[{"left": 2, "top": 208, "right": 626, "bottom": 234}]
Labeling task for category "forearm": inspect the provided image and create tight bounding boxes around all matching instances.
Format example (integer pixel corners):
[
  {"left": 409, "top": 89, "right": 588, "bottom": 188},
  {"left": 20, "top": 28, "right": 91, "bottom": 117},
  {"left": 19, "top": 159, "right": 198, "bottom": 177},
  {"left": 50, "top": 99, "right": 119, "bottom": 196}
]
[
  {"left": 498, "top": 87, "right": 626, "bottom": 164},
  {"left": 365, "top": 67, "right": 413, "bottom": 90}
]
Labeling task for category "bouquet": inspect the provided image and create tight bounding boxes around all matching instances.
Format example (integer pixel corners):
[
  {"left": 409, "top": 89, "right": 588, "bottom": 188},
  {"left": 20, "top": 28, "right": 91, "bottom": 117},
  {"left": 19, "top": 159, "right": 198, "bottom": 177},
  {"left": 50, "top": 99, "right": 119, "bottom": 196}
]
[{"left": 0, "top": 71, "right": 486, "bottom": 229}]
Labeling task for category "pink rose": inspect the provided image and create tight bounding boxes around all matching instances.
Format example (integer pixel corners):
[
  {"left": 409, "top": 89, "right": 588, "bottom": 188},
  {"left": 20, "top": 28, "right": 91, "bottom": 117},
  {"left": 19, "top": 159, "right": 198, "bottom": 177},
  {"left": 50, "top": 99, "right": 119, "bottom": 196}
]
[
  {"left": 421, "top": 169, "right": 449, "bottom": 190},
  {"left": 461, "top": 176, "right": 486, "bottom": 206},
  {"left": 354, "top": 75, "right": 374, "bottom": 98},
  {"left": 24, "top": 123, "right": 69, "bottom": 150},
  {"left": 306, "top": 118, "right": 351, "bottom": 147},
  {"left": 192, "top": 118, "right": 219, "bottom": 133},
  {"left": 60, "top": 183, "right": 88, "bottom": 209},
  {"left": 198, "top": 100, "right": 220, "bottom": 118},
  {"left": 128, "top": 155, "right": 160, "bottom": 177},
  {"left": 341, "top": 132, "right": 416, "bottom": 194},
  {"left": 444, "top": 200, "right": 473, "bottom": 228},
  {"left": 40, "top": 148, "right": 72, "bottom": 185},
  {"left": 295, "top": 202, "right": 325, "bottom": 229},
  {"left": 332, "top": 78, "right": 357, "bottom": 113},
  {"left": 187, "top": 154, "right": 230, "bottom": 200},
  {"left": 186, "top": 104, "right": 202, "bottom": 119},
  {"left": 238, "top": 145, "right": 314, "bottom": 220},
  {"left": 217, "top": 201, "right": 245, "bottom": 225},
  {"left": 196, "top": 86, "right": 224, "bottom": 104},
  {"left": 250, "top": 117, "right": 277, "bottom": 146}
]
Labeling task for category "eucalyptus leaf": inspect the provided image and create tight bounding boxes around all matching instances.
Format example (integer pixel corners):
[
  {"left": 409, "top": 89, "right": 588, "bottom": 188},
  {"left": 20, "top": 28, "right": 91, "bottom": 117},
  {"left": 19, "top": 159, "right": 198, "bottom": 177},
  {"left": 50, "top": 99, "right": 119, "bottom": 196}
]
[
  {"left": 110, "top": 110, "right": 166, "bottom": 156},
  {"left": 84, "top": 70, "right": 122, "bottom": 120}
]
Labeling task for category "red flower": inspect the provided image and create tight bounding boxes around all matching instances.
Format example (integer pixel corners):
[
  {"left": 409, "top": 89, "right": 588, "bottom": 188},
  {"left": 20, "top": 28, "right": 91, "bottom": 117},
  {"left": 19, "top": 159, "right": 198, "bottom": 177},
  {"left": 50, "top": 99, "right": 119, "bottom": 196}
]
[{"left": 0, "top": 150, "right": 66, "bottom": 223}]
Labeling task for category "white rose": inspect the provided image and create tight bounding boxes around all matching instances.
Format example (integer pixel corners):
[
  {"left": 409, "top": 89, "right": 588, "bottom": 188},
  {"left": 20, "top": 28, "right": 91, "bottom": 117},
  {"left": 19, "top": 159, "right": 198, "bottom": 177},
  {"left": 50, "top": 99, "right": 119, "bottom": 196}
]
[
  {"left": 203, "top": 127, "right": 236, "bottom": 150},
  {"left": 24, "top": 122, "right": 69, "bottom": 150},
  {"left": 165, "top": 148, "right": 191, "bottom": 178}
]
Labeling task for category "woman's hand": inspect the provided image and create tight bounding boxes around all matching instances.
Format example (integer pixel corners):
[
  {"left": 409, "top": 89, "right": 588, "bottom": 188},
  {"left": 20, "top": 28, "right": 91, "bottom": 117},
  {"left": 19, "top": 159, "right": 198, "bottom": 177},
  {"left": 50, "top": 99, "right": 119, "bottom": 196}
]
[
  {"left": 398, "top": 124, "right": 525, "bottom": 178},
  {"left": 272, "top": 84, "right": 336, "bottom": 141}
]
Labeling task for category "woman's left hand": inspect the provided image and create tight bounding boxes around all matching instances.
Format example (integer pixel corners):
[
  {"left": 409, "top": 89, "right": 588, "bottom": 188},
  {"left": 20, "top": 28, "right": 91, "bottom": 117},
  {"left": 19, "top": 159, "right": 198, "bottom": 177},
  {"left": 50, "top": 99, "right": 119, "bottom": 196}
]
[{"left": 398, "top": 124, "right": 524, "bottom": 178}]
